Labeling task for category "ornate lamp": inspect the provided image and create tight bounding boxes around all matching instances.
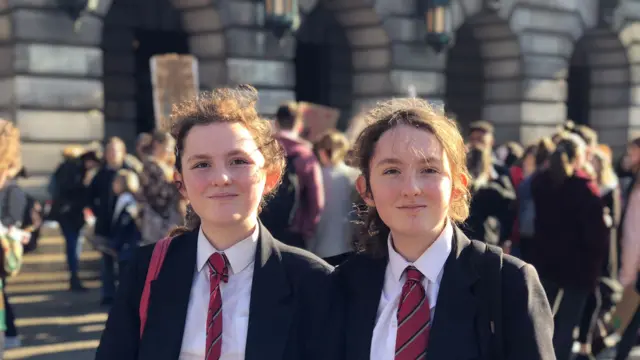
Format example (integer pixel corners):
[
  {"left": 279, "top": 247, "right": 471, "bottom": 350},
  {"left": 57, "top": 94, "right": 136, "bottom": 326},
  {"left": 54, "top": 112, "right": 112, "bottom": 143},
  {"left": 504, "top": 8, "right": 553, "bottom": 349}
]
[
  {"left": 421, "top": 0, "right": 453, "bottom": 53},
  {"left": 263, "top": 0, "right": 300, "bottom": 39}
]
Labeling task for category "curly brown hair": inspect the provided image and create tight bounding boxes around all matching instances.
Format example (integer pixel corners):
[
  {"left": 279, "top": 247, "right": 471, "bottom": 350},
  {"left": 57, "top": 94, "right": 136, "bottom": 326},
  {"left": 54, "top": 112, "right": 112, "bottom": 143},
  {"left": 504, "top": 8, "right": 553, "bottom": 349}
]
[
  {"left": 168, "top": 85, "right": 285, "bottom": 237},
  {"left": 0, "top": 119, "right": 21, "bottom": 174},
  {"left": 351, "top": 98, "right": 471, "bottom": 257}
]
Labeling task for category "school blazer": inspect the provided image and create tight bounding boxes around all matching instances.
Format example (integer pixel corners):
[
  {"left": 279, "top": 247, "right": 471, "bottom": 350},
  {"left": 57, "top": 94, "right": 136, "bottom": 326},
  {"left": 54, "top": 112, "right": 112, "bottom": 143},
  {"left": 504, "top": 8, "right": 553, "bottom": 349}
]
[
  {"left": 95, "top": 223, "right": 338, "bottom": 360},
  {"left": 335, "top": 227, "right": 555, "bottom": 360}
]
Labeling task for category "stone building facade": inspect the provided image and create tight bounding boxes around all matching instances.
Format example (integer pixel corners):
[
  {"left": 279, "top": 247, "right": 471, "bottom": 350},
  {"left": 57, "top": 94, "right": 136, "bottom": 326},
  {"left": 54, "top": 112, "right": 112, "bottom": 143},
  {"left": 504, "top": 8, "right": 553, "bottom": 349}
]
[{"left": 2, "top": 0, "right": 640, "bottom": 196}]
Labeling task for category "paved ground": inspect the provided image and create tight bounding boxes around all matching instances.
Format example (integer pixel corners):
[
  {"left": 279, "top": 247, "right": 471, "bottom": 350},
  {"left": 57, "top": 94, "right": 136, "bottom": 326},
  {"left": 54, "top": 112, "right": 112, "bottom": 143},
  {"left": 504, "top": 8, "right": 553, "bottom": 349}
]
[
  {"left": 3, "top": 227, "right": 106, "bottom": 360},
  {"left": 4, "top": 227, "right": 640, "bottom": 359}
]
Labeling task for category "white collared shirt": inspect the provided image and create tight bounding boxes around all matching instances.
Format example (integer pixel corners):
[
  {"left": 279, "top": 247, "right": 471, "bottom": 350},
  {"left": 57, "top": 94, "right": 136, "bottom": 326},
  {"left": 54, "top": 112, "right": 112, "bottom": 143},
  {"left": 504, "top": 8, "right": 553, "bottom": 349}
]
[
  {"left": 179, "top": 226, "right": 259, "bottom": 360},
  {"left": 370, "top": 222, "right": 453, "bottom": 360}
]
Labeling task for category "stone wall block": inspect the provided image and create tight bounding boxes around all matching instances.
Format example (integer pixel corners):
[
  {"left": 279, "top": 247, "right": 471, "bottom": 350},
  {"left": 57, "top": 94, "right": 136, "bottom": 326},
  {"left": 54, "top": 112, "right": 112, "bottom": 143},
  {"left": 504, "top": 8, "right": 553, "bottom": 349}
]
[
  {"left": 13, "top": 9, "right": 102, "bottom": 46},
  {"left": 15, "top": 76, "right": 103, "bottom": 109},
  {"left": 227, "top": 58, "right": 294, "bottom": 87},
  {"left": 15, "top": 44, "right": 103, "bottom": 77},
  {"left": 17, "top": 109, "right": 104, "bottom": 142}
]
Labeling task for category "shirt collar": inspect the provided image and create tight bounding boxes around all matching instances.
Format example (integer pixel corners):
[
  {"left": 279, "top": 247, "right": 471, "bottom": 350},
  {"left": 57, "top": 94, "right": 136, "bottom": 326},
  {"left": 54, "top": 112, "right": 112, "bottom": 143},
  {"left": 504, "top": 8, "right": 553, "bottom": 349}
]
[
  {"left": 196, "top": 225, "right": 259, "bottom": 275},
  {"left": 387, "top": 221, "right": 454, "bottom": 284}
]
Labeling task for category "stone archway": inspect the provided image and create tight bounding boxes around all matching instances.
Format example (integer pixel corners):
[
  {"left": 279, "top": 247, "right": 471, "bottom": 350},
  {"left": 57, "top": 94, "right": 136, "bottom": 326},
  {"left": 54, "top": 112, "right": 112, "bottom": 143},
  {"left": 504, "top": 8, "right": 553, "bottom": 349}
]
[
  {"left": 295, "top": 0, "right": 391, "bottom": 126},
  {"left": 444, "top": 2, "right": 522, "bottom": 141},
  {"left": 566, "top": 29, "right": 631, "bottom": 149},
  {"left": 95, "top": 0, "right": 226, "bottom": 146}
]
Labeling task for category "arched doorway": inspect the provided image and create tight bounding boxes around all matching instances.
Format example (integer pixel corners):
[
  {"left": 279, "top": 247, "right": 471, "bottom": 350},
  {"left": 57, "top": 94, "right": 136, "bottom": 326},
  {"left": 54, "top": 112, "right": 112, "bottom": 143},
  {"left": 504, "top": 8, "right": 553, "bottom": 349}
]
[
  {"left": 444, "top": 21, "right": 484, "bottom": 131},
  {"left": 566, "top": 29, "right": 630, "bottom": 141},
  {"left": 102, "top": 0, "right": 189, "bottom": 145},
  {"left": 444, "top": 11, "right": 521, "bottom": 140},
  {"left": 566, "top": 41, "right": 591, "bottom": 125},
  {"left": 295, "top": 4, "right": 353, "bottom": 130}
]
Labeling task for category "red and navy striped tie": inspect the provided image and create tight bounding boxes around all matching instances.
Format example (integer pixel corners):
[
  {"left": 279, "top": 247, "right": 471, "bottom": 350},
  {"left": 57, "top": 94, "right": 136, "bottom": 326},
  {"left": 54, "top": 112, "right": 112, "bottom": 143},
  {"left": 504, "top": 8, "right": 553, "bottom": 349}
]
[
  {"left": 206, "top": 252, "right": 229, "bottom": 360},
  {"left": 395, "top": 266, "right": 431, "bottom": 360}
]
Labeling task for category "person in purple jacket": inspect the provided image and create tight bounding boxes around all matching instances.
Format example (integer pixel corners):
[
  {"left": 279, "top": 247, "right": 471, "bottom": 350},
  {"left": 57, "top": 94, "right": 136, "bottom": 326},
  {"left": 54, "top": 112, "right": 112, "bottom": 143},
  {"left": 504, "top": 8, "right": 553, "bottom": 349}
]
[{"left": 260, "top": 102, "right": 325, "bottom": 249}]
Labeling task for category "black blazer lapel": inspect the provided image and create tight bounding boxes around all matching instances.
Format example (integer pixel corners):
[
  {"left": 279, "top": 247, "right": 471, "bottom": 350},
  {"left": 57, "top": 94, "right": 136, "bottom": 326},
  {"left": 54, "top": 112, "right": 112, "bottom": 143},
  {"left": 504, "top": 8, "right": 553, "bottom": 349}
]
[
  {"left": 245, "top": 224, "right": 294, "bottom": 360},
  {"left": 344, "top": 255, "right": 386, "bottom": 360},
  {"left": 426, "top": 227, "right": 481, "bottom": 360},
  {"left": 139, "top": 231, "right": 197, "bottom": 360}
]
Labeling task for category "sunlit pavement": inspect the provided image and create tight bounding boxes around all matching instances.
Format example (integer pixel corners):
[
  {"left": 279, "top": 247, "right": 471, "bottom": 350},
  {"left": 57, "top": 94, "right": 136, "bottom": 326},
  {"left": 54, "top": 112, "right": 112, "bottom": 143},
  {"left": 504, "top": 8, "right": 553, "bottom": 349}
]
[{"left": 4, "top": 226, "right": 106, "bottom": 359}]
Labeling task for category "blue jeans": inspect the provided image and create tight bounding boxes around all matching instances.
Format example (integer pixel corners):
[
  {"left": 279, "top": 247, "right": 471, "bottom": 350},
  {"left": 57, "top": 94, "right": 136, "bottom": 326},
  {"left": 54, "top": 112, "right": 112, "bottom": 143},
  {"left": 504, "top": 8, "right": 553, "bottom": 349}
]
[
  {"left": 101, "top": 253, "right": 117, "bottom": 299},
  {"left": 60, "top": 226, "right": 82, "bottom": 275}
]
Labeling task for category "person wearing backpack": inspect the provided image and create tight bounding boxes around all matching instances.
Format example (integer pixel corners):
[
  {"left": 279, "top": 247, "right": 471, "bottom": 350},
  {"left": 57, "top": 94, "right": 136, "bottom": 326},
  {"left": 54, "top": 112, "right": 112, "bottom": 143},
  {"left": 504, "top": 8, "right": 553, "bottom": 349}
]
[
  {"left": 260, "top": 102, "right": 324, "bottom": 249},
  {"left": 335, "top": 99, "right": 555, "bottom": 360},
  {"left": 95, "top": 87, "right": 338, "bottom": 360}
]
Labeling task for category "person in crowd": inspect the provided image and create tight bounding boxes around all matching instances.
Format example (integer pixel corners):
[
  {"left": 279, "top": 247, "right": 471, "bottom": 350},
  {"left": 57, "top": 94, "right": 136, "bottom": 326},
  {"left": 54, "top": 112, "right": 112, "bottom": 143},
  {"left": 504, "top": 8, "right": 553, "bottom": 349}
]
[
  {"left": 497, "top": 141, "right": 524, "bottom": 170},
  {"left": 87, "top": 137, "right": 131, "bottom": 306},
  {"left": 466, "top": 120, "right": 511, "bottom": 179},
  {"left": 0, "top": 120, "right": 31, "bottom": 353},
  {"left": 336, "top": 98, "right": 554, "bottom": 360},
  {"left": 463, "top": 144, "right": 516, "bottom": 246},
  {"left": 139, "top": 131, "right": 183, "bottom": 245},
  {"left": 575, "top": 147, "right": 623, "bottom": 359},
  {"left": 310, "top": 129, "right": 359, "bottom": 266},
  {"left": 110, "top": 169, "right": 142, "bottom": 284},
  {"left": 529, "top": 133, "right": 608, "bottom": 360},
  {"left": 510, "top": 143, "right": 537, "bottom": 190},
  {"left": 260, "top": 102, "right": 324, "bottom": 248},
  {"left": 611, "top": 137, "right": 640, "bottom": 360},
  {"left": 517, "top": 137, "right": 555, "bottom": 262},
  {"left": 96, "top": 86, "right": 337, "bottom": 360},
  {"left": 48, "top": 146, "right": 100, "bottom": 292},
  {"left": 135, "top": 133, "right": 153, "bottom": 161}
]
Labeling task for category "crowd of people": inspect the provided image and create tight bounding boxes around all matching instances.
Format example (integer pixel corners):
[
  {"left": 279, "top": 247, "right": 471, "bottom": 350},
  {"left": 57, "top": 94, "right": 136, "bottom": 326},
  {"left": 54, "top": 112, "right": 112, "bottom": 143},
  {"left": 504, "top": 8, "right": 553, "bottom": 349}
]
[{"left": 0, "top": 83, "right": 639, "bottom": 359}]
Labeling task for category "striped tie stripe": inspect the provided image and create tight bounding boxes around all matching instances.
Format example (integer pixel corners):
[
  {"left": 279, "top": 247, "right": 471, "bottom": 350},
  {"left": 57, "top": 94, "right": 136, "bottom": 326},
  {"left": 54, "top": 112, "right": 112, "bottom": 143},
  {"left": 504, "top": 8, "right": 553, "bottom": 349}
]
[
  {"left": 395, "top": 266, "right": 431, "bottom": 360},
  {"left": 205, "top": 252, "right": 228, "bottom": 360}
]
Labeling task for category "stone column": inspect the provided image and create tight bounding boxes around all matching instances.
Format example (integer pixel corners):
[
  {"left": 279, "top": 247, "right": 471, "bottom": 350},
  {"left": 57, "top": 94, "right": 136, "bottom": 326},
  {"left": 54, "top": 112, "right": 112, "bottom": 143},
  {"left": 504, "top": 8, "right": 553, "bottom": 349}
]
[
  {"left": 510, "top": 2, "right": 587, "bottom": 146},
  {"left": 1, "top": 1, "right": 109, "bottom": 198}
]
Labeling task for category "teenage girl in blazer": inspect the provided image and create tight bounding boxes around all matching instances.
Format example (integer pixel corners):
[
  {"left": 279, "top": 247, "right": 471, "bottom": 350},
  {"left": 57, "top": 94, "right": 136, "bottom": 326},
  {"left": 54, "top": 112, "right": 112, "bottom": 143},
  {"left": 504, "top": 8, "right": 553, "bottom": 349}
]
[
  {"left": 335, "top": 98, "right": 555, "bottom": 360},
  {"left": 96, "top": 86, "right": 336, "bottom": 360}
]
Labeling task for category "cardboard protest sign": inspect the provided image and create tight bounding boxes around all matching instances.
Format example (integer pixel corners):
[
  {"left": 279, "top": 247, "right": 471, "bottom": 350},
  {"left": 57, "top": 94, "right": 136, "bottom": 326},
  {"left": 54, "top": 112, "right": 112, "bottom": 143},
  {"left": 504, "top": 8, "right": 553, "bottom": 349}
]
[
  {"left": 150, "top": 54, "right": 199, "bottom": 131},
  {"left": 298, "top": 102, "right": 340, "bottom": 141}
]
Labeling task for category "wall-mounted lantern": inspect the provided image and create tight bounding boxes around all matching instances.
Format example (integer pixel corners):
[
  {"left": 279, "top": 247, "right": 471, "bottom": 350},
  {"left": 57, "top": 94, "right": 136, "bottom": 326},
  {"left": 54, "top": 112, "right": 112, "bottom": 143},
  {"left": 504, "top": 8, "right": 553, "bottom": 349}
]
[
  {"left": 263, "top": 0, "right": 301, "bottom": 39},
  {"left": 420, "top": 0, "right": 453, "bottom": 53}
]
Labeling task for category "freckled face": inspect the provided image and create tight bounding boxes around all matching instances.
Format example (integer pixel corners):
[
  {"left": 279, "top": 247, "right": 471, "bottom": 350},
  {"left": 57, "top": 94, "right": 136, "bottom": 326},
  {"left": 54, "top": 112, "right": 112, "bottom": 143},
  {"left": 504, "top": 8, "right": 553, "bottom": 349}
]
[
  {"left": 178, "top": 122, "right": 269, "bottom": 227},
  {"left": 364, "top": 125, "right": 453, "bottom": 238}
]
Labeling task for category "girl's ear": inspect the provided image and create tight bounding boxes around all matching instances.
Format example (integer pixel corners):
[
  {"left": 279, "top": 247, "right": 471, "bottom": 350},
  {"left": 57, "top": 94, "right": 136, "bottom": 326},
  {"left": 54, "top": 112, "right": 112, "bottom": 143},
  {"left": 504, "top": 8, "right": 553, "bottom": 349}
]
[
  {"left": 263, "top": 167, "right": 281, "bottom": 195},
  {"left": 174, "top": 172, "right": 187, "bottom": 199},
  {"left": 451, "top": 172, "right": 469, "bottom": 200},
  {"left": 356, "top": 175, "right": 375, "bottom": 207}
]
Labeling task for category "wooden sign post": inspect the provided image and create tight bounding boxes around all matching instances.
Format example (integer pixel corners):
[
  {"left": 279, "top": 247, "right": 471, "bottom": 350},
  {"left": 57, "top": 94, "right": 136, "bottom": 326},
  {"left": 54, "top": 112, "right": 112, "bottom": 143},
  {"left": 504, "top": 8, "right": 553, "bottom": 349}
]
[{"left": 150, "top": 54, "right": 200, "bottom": 131}]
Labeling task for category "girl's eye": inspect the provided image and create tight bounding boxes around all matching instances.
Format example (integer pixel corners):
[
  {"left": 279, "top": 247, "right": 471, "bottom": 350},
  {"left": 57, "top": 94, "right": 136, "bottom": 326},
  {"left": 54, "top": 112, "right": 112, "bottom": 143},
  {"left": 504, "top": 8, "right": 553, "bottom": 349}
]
[
  {"left": 231, "top": 158, "right": 250, "bottom": 165},
  {"left": 423, "top": 168, "right": 439, "bottom": 174},
  {"left": 193, "top": 162, "right": 209, "bottom": 169},
  {"left": 383, "top": 168, "right": 399, "bottom": 175}
]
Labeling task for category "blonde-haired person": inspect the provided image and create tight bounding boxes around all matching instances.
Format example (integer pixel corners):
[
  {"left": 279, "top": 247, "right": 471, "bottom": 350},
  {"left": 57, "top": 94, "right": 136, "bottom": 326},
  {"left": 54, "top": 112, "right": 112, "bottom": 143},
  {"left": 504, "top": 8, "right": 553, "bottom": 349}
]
[
  {"left": 96, "top": 86, "right": 337, "bottom": 360},
  {"left": 310, "top": 129, "right": 360, "bottom": 266},
  {"left": 335, "top": 98, "right": 554, "bottom": 360},
  {"left": 0, "top": 119, "right": 25, "bottom": 355},
  {"left": 109, "top": 169, "right": 142, "bottom": 285}
]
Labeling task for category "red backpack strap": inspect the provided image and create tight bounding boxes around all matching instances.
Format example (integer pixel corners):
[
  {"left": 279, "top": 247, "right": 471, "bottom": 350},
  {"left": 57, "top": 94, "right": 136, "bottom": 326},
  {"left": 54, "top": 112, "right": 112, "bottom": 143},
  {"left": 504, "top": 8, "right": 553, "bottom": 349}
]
[{"left": 139, "top": 237, "right": 173, "bottom": 339}]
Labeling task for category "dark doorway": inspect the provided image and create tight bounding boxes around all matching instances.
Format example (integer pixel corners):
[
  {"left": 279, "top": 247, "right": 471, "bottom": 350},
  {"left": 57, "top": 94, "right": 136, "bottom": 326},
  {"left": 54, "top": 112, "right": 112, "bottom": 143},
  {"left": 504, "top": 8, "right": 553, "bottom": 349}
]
[
  {"left": 444, "top": 22, "right": 484, "bottom": 132},
  {"left": 134, "top": 29, "right": 189, "bottom": 134},
  {"left": 566, "top": 64, "right": 591, "bottom": 125},
  {"left": 294, "top": 5, "right": 352, "bottom": 130},
  {"left": 295, "top": 42, "right": 332, "bottom": 106}
]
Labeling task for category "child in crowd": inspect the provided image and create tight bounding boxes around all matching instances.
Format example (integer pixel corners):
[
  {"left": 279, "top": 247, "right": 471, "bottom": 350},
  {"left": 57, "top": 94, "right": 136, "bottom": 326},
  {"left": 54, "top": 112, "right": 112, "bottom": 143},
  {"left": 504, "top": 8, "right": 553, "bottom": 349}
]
[{"left": 110, "top": 169, "right": 142, "bottom": 283}]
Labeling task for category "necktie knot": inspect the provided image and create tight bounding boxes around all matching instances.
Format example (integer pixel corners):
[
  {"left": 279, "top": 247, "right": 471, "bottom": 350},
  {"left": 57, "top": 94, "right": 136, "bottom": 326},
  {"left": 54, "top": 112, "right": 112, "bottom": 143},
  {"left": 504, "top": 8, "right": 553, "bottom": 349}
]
[
  {"left": 208, "top": 252, "right": 229, "bottom": 283},
  {"left": 405, "top": 266, "right": 423, "bottom": 283}
]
